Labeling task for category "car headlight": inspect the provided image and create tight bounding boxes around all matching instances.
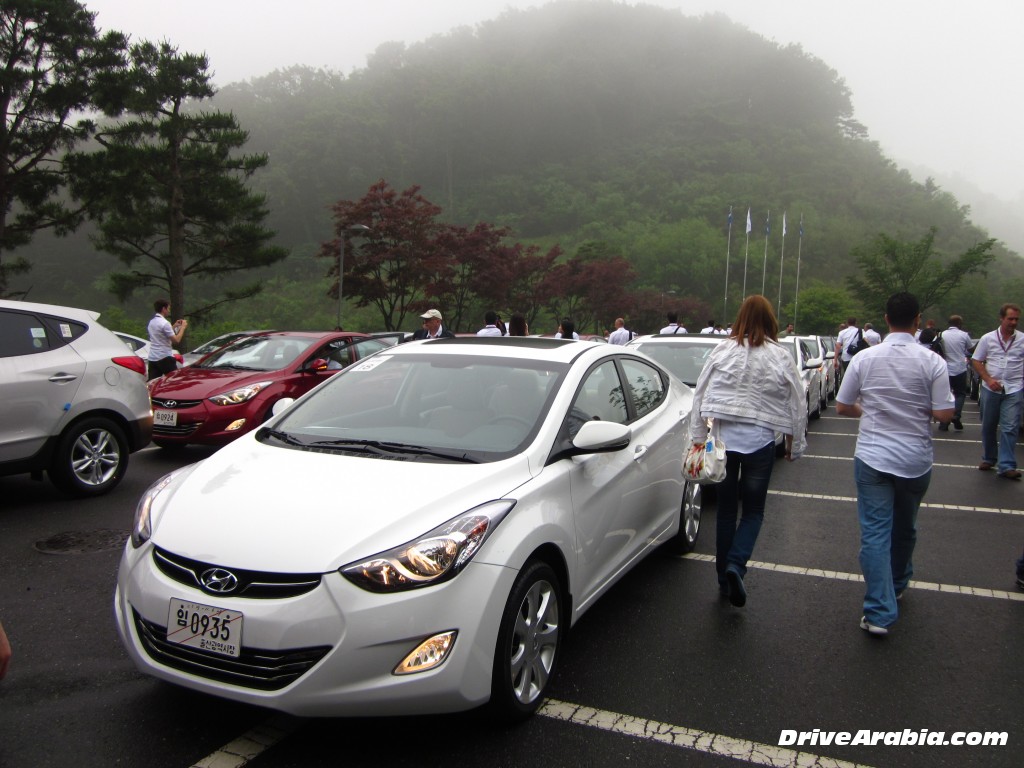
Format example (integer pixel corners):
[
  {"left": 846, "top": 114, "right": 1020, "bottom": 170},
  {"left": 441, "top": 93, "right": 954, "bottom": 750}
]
[
  {"left": 341, "top": 500, "right": 515, "bottom": 592},
  {"left": 131, "top": 467, "right": 192, "bottom": 548},
  {"left": 208, "top": 381, "right": 273, "bottom": 406}
]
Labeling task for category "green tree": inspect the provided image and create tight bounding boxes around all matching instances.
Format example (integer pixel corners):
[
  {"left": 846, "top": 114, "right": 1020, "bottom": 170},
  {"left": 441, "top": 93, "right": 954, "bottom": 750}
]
[
  {"left": 845, "top": 228, "right": 996, "bottom": 318},
  {"left": 69, "top": 41, "right": 286, "bottom": 326},
  {"left": 0, "top": 0, "right": 126, "bottom": 296},
  {"left": 783, "top": 281, "right": 859, "bottom": 335}
]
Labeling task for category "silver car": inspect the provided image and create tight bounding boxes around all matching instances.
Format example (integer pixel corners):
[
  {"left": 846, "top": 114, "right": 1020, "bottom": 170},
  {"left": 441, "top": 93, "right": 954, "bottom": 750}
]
[{"left": 0, "top": 299, "right": 153, "bottom": 496}]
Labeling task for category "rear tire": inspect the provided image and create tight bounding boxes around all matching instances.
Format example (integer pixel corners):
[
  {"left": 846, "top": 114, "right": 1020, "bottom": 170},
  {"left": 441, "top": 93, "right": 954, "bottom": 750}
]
[
  {"left": 490, "top": 560, "right": 564, "bottom": 722},
  {"left": 48, "top": 417, "right": 129, "bottom": 497}
]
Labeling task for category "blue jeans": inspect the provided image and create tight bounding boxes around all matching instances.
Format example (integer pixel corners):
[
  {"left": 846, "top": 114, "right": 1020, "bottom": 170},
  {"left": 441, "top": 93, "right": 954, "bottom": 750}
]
[
  {"left": 948, "top": 372, "right": 967, "bottom": 422},
  {"left": 716, "top": 442, "right": 775, "bottom": 585},
  {"left": 979, "top": 387, "right": 1022, "bottom": 473},
  {"left": 854, "top": 458, "right": 930, "bottom": 628}
]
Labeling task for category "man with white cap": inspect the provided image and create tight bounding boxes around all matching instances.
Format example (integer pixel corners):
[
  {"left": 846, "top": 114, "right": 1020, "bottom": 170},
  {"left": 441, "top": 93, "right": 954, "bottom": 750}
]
[{"left": 411, "top": 308, "right": 455, "bottom": 340}]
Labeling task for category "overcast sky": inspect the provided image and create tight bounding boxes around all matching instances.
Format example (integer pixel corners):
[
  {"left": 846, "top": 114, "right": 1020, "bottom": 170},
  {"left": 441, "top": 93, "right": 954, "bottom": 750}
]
[{"left": 84, "top": 0, "right": 1024, "bottom": 202}]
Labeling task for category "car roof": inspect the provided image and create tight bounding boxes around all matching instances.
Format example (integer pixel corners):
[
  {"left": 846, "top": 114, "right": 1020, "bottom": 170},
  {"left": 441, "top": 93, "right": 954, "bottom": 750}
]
[
  {"left": 384, "top": 335, "right": 608, "bottom": 364},
  {"left": 628, "top": 333, "right": 730, "bottom": 344},
  {"left": 242, "top": 330, "right": 371, "bottom": 341},
  {"left": 0, "top": 298, "right": 100, "bottom": 323}
]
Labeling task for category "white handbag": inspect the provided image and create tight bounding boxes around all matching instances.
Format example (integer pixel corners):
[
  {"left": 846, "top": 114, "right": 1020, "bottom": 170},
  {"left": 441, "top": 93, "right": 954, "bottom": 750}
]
[{"left": 682, "top": 420, "right": 727, "bottom": 485}]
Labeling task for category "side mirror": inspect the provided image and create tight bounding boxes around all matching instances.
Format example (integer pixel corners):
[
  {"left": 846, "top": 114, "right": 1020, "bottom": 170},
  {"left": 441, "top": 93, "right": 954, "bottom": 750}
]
[
  {"left": 272, "top": 398, "right": 295, "bottom": 417},
  {"left": 570, "top": 420, "right": 631, "bottom": 454},
  {"left": 308, "top": 357, "right": 330, "bottom": 372},
  {"left": 804, "top": 356, "right": 823, "bottom": 369}
]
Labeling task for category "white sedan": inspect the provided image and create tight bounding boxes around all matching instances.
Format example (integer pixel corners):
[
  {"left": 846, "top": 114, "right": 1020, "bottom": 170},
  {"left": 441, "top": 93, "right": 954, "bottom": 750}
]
[{"left": 114, "top": 337, "right": 697, "bottom": 719}]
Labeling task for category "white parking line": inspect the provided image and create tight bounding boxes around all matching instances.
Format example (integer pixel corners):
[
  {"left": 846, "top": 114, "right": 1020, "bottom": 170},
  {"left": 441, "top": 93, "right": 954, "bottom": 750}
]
[
  {"left": 538, "top": 699, "right": 874, "bottom": 768},
  {"left": 681, "top": 553, "right": 1024, "bottom": 602},
  {"left": 190, "top": 715, "right": 299, "bottom": 768},
  {"left": 767, "top": 488, "right": 1024, "bottom": 517}
]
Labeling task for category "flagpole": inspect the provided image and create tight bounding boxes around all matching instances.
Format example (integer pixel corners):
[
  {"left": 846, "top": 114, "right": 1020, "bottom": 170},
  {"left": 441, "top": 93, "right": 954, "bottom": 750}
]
[
  {"left": 742, "top": 207, "right": 751, "bottom": 298},
  {"left": 761, "top": 210, "right": 770, "bottom": 295},
  {"left": 724, "top": 206, "right": 733, "bottom": 323},
  {"left": 794, "top": 214, "right": 804, "bottom": 331},
  {"left": 777, "top": 211, "right": 786, "bottom": 319}
]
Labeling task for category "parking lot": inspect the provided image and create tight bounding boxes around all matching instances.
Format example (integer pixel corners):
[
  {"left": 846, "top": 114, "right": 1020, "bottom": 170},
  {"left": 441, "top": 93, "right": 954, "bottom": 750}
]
[{"left": 1, "top": 395, "right": 1020, "bottom": 768}]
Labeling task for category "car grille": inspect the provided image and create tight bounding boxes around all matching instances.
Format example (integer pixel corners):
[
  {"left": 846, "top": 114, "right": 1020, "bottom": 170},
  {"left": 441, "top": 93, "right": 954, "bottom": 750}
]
[
  {"left": 153, "top": 423, "right": 202, "bottom": 436},
  {"left": 132, "top": 609, "right": 331, "bottom": 691},
  {"left": 153, "top": 547, "right": 323, "bottom": 599},
  {"left": 151, "top": 398, "right": 204, "bottom": 409}
]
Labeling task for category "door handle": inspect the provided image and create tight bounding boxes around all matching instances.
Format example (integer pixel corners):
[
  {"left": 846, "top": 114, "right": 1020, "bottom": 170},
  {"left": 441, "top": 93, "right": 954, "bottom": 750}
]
[
  {"left": 633, "top": 445, "right": 648, "bottom": 461},
  {"left": 48, "top": 373, "right": 78, "bottom": 383}
]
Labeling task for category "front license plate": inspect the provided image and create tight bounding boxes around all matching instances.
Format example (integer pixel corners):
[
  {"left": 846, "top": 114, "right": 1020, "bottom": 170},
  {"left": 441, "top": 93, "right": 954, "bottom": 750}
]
[
  {"left": 154, "top": 409, "right": 177, "bottom": 427},
  {"left": 167, "top": 598, "right": 243, "bottom": 658}
]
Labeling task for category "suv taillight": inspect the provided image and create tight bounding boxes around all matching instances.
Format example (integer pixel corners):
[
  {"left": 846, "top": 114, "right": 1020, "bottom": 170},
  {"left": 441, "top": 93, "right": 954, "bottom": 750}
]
[{"left": 113, "top": 355, "right": 147, "bottom": 376}]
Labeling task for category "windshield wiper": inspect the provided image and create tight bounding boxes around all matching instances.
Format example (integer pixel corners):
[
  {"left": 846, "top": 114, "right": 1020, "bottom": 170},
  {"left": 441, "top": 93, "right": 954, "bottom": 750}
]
[
  {"left": 256, "top": 427, "right": 307, "bottom": 447},
  {"left": 308, "top": 438, "right": 478, "bottom": 463}
]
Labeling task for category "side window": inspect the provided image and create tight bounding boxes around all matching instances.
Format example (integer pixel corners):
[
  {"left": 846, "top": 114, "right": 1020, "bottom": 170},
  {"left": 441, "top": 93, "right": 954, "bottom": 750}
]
[
  {"left": 621, "top": 359, "right": 667, "bottom": 418},
  {"left": 0, "top": 310, "right": 54, "bottom": 357},
  {"left": 568, "top": 361, "right": 628, "bottom": 435},
  {"left": 352, "top": 338, "right": 388, "bottom": 361}
]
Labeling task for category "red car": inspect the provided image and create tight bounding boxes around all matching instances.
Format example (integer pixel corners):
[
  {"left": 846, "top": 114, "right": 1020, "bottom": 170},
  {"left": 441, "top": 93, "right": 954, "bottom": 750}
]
[{"left": 148, "top": 331, "right": 390, "bottom": 447}]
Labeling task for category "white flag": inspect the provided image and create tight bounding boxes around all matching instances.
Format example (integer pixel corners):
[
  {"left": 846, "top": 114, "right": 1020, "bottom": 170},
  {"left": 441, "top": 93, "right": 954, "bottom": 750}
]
[
  {"left": 782, "top": 212, "right": 787, "bottom": 237},
  {"left": 745, "top": 208, "right": 752, "bottom": 234}
]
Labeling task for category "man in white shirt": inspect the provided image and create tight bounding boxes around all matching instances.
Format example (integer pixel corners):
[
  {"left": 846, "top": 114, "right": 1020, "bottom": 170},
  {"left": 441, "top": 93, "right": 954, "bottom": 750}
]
[
  {"left": 699, "top": 319, "right": 715, "bottom": 334},
  {"left": 937, "top": 314, "right": 973, "bottom": 431},
  {"left": 836, "top": 292, "right": 953, "bottom": 636},
  {"left": 607, "top": 317, "right": 631, "bottom": 345},
  {"left": 835, "top": 317, "right": 862, "bottom": 375},
  {"left": 863, "top": 323, "right": 882, "bottom": 345},
  {"left": 476, "top": 311, "right": 505, "bottom": 336},
  {"left": 147, "top": 298, "right": 187, "bottom": 380},
  {"left": 659, "top": 312, "right": 685, "bottom": 334},
  {"left": 971, "top": 303, "right": 1024, "bottom": 478}
]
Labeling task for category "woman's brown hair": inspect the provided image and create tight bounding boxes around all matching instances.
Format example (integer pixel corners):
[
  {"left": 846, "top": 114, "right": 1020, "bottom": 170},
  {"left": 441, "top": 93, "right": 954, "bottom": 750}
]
[{"left": 729, "top": 295, "right": 778, "bottom": 347}]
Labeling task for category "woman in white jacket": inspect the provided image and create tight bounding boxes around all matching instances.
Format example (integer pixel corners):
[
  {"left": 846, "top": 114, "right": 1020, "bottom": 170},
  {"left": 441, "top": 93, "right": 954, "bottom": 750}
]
[{"left": 688, "top": 295, "right": 808, "bottom": 607}]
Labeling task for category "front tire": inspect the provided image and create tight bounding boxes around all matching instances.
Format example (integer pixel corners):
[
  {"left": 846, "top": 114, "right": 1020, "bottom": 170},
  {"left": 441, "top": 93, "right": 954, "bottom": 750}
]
[
  {"left": 490, "top": 560, "right": 564, "bottom": 722},
  {"left": 48, "top": 417, "right": 129, "bottom": 497},
  {"left": 665, "top": 481, "right": 701, "bottom": 554}
]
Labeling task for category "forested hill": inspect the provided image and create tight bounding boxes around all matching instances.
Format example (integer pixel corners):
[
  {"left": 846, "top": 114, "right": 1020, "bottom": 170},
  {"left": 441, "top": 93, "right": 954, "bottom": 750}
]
[
  {"left": 18, "top": 1, "right": 1017, "bottom": 332},
  {"left": 208, "top": 0, "right": 1017, "bottom": 324}
]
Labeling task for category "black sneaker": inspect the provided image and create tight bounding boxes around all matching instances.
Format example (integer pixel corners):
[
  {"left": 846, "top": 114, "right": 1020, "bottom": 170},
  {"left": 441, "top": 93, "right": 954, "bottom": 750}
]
[
  {"left": 952, "top": 418, "right": 963, "bottom": 430},
  {"left": 1017, "top": 575, "right": 1024, "bottom": 591},
  {"left": 726, "top": 568, "right": 747, "bottom": 608},
  {"left": 938, "top": 423, "right": 949, "bottom": 432}
]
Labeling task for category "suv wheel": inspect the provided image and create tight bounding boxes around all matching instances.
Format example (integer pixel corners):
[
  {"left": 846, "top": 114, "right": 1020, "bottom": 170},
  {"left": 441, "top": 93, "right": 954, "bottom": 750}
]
[{"left": 49, "top": 417, "right": 129, "bottom": 497}]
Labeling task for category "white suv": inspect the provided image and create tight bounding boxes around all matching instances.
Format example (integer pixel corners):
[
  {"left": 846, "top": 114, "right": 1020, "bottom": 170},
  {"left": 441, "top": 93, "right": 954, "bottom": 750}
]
[{"left": 0, "top": 299, "right": 153, "bottom": 496}]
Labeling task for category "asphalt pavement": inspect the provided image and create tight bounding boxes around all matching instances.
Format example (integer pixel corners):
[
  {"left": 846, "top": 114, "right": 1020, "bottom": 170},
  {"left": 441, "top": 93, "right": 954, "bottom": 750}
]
[{"left": 0, "top": 397, "right": 1020, "bottom": 768}]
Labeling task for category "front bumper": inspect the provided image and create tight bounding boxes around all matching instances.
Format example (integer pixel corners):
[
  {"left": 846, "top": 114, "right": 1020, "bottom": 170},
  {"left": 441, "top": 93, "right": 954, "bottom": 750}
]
[{"left": 114, "top": 541, "right": 516, "bottom": 717}]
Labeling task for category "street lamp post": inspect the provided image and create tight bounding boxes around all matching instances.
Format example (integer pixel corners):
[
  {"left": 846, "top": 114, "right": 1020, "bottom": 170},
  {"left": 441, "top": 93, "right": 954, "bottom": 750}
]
[{"left": 338, "top": 224, "right": 370, "bottom": 330}]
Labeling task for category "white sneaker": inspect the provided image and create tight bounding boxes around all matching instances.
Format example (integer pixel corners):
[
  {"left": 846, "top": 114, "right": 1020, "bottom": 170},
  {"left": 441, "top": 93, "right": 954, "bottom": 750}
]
[{"left": 860, "top": 616, "right": 889, "bottom": 636}]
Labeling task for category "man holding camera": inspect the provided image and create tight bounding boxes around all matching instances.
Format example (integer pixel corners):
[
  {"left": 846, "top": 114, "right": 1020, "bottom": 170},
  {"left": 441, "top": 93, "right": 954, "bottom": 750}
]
[
  {"left": 972, "top": 303, "right": 1024, "bottom": 479},
  {"left": 147, "top": 298, "right": 188, "bottom": 380}
]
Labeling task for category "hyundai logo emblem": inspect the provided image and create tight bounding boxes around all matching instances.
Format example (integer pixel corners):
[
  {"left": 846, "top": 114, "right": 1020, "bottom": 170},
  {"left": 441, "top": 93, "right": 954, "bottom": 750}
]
[
  {"left": 200, "top": 568, "right": 239, "bottom": 594},
  {"left": 163, "top": 400, "right": 178, "bottom": 408}
]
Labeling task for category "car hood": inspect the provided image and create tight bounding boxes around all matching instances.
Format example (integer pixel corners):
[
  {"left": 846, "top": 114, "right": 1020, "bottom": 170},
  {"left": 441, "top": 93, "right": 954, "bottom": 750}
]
[
  {"left": 150, "top": 366, "right": 280, "bottom": 398},
  {"left": 150, "top": 436, "right": 534, "bottom": 573}
]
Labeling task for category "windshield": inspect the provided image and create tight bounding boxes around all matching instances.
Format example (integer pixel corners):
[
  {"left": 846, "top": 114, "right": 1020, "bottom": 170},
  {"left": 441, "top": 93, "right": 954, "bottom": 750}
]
[
  {"left": 198, "top": 335, "right": 317, "bottom": 371},
  {"left": 192, "top": 332, "right": 252, "bottom": 356},
  {"left": 631, "top": 340, "right": 721, "bottom": 386},
  {"left": 265, "top": 353, "right": 568, "bottom": 462}
]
